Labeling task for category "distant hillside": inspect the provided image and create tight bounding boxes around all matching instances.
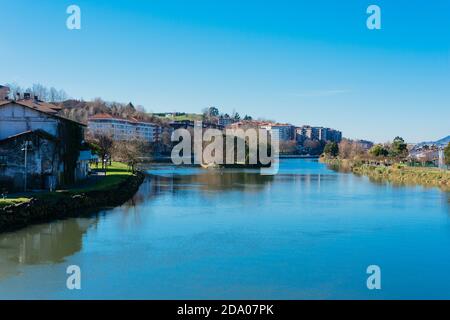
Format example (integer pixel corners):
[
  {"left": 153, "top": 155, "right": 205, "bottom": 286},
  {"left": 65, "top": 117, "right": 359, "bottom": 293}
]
[
  {"left": 414, "top": 135, "right": 450, "bottom": 148},
  {"left": 56, "top": 99, "right": 169, "bottom": 126},
  {"left": 170, "top": 114, "right": 203, "bottom": 121},
  {"left": 435, "top": 136, "right": 450, "bottom": 146}
]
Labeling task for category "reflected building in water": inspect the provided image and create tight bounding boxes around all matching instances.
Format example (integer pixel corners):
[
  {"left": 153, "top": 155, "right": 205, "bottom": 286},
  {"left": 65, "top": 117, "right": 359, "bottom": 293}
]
[{"left": 0, "top": 217, "right": 99, "bottom": 279}]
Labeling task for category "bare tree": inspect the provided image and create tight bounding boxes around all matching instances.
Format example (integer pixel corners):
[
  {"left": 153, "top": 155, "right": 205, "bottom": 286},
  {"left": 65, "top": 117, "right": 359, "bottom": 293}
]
[
  {"left": 279, "top": 140, "right": 298, "bottom": 154},
  {"left": 113, "top": 139, "right": 149, "bottom": 172},
  {"left": 338, "top": 139, "right": 366, "bottom": 159},
  {"left": 49, "top": 87, "right": 58, "bottom": 102},
  {"left": 6, "top": 82, "right": 68, "bottom": 102},
  {"left": 32, "top": 83, "right": 49, "bottom": 101},
  {"left": 5, "top": 83, "right": 22, "bottom": 99},
  {"left": 89, "top": 134, "right": 114, "bottom": 170}
]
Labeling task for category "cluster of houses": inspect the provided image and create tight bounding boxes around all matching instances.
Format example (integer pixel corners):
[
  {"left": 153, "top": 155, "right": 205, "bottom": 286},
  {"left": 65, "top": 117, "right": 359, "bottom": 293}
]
[
  {"left": 147, "top": 112, "right": 343, "bottom": 146},
  {"left": 87, "top": 108, "right": 343, "bottom": 148},
  {"left": 0, "top": 85, "right": 94, "bottom": 192},
  {"left": 409, "top": 144, "right": 447, "bottom": 168},
  {"left": 222, "top": 120, "right": 342, "bottom": 144},
  {"left": 0, "top": 81, "right": 344, "bottom": 193}
]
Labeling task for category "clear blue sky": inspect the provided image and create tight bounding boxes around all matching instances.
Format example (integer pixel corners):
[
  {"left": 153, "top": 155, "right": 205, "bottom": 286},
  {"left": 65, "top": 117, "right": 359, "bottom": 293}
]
[{"left": 1, "top": 0, "right": 449, "bottom": 142}]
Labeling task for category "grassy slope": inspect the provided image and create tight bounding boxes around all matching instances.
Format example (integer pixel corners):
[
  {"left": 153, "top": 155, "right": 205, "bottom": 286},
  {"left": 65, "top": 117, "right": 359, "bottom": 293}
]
[
  {"left": 167, "top": 114, "right": 203, "bottom": 122},
  {"left": 0, "top": 162, "right": 134, "bottom": 208}
]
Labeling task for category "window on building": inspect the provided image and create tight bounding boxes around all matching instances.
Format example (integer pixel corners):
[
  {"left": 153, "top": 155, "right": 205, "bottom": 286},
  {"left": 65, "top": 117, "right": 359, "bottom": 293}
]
[{"left": 0, "top": 155, "right": 7, "bottom": 166}]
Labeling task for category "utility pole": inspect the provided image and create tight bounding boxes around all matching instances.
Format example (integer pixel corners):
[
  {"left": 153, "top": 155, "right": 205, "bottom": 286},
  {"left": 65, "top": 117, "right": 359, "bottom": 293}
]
[{"left": 22, "top": 141, "right": 32, "bottom": 192}]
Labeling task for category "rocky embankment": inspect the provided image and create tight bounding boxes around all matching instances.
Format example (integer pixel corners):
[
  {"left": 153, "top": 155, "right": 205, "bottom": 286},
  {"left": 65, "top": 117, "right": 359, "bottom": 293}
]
[{"left": 0, "top": 172, "right": 145, "bottom": 233}]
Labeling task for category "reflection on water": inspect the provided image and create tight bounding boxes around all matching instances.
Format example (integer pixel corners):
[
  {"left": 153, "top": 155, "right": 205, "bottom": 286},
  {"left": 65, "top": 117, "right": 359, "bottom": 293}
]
[
  {"left": 149, "top": 169, "right": 275, "bottom": 192},
  {"left": 142, "top": 164, "right": 337, "bottom": 195},
  {"left": 0, "top": 217, "right": 98, "bottom": 280},
  {"left": 0, "top": 159, "right": 449, "bottom": 299}
]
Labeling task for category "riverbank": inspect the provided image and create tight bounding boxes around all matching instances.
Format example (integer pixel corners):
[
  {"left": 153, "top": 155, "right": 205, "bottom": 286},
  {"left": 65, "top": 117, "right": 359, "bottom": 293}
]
[
  {"left": 321, "top": 157, "right": 450, "bottom": 191},
  {"left": 2, "top": 158, "right": 449, "bottom": 299},
  {"left": 279, "top": 154, "right": 320, "bottom": 159},
  {"left": 0, "top": 162, "right": 145, "bottom": 233}
]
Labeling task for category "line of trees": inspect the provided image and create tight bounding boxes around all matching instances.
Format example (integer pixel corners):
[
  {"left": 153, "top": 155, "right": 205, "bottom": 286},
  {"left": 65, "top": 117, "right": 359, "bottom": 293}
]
[
  {"left": 202, "top": 106, "right": 253, "bottom": 123},
  {"left": 445, "top": 143, "right": 450, "bottom": 166},
  {"left": 86, "top": 133, "right": 152, "bottom": 172},
  {"left": 6, "top": 82, "right": 68, "bottom": 102},
  {"left": 323, "top": 136, "right": 410, "bottom": 163},
  {"left": 367, "top": 137, "right": 408, "bottom": 161}
]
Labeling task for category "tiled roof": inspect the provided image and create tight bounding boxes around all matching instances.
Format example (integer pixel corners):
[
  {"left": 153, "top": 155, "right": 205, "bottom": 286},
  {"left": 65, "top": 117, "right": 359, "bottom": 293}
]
[
  {"left": 0, "top": 99, "right": 86, "bottom": 126},
  {"left": 0, "top": 99, "right": 61, "bottom": 114},
  {"left": 89, "top": 113, "right": 157, "bottom": 125},
  {"left": 89, "top": 113, "right": 138, "bottom": 122},
  {"left": 229, "top": 120, "right": 278, "bottom": 127}
]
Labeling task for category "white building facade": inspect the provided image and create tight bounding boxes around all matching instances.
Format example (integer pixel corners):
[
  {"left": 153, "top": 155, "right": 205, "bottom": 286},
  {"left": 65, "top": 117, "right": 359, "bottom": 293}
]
[
  {"left": 88, "top": 114, "right": 161, "bottom": 143},
  {"left": 260, "top": 124, "right": 295, "bottom": 141},
  {"left": 0, "top": 99, "right": 88, "bottom": 191},
  {"left": 0, "top": 101, "right": 60, "bottom": 140}
]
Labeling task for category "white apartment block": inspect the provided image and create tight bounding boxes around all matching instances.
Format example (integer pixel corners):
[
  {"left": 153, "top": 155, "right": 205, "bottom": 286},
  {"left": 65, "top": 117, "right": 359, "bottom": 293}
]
[
  {"left": 260, "top": 124, "right": 295, "bottom": 141},
  {"left": 88, "top": 114, "right": 161, "bottom": 143}
]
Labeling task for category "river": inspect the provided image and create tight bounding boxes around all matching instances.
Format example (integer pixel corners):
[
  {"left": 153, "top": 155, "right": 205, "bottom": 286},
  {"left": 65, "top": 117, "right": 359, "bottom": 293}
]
[{"left": 0, "top": 159, "right": 449, "bottom": 299}]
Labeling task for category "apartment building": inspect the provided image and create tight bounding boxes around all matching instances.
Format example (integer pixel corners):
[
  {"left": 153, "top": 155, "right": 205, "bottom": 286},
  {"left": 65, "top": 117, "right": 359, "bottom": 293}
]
[
  {"left": 296, "top": 126, "right": 342, "bottom": 143},
  {"left": 217, "top": 116, "right": 236, "bottom": 127},
  {"left": 259, "top": 124, "right": 296, "bottom": 141},
  {"left": 88, "top": 114, "right": 161, "bottom": 143}
]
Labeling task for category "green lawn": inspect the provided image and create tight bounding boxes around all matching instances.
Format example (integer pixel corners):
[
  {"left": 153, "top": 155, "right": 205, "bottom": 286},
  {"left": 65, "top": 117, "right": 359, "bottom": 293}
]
[
  {"left": 0, "top": 197, "right": 31, "bottom": 208},
  {"left": 72, "top": 161, "right": 133, "bottom": 193},
  {"left": 0, "top": 162, "right": 134, "bottom": 207},
  {"left": 169, "top": 114, "right": 203, "bottom": 122}
]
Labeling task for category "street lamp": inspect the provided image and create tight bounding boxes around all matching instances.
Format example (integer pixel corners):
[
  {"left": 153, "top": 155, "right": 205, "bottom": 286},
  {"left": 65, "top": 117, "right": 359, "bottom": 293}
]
[
  {"left": 438, "top": 147, "right": 445, "bottom": 169},
  {"left": 21, "top": 141, "right": 32, "bottom": 192}
]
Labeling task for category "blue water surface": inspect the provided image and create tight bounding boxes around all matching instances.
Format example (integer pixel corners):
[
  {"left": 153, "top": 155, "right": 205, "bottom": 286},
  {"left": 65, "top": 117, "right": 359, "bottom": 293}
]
[{"left": 0, "top": 159, "right": 449, "bottom": 299}]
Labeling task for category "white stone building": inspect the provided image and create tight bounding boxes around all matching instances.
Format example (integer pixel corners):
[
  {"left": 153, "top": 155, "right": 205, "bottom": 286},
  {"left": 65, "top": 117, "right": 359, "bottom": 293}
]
[
  {"left": 0, "top": 97, "right": 88, "bottom": 191},
  {"left": 88, "top": 113, "right": 161, "bottom": 143},
  {"left": 0, "top": 98, "right": 62, "bottom": 141}
]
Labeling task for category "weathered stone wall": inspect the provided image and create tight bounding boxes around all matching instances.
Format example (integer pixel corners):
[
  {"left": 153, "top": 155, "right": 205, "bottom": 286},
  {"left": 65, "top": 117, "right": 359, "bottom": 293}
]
[
  {"left": 0, "top": 172, "right": 145, "bottom": 233},
  {"left": 0, "top": 133, "right": 60, "bottom": 191}
]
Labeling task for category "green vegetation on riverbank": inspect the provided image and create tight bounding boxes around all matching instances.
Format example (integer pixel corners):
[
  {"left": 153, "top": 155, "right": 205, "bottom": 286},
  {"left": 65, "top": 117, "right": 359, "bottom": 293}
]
[
  {"left": 0, "top": 162, "right": 144, "bottom": 233},
  {"left": 0, "top": 197, "right": 30, "bottom": 208},
  {"left": 0, "top": 162, "right": 135, "bottom": 208},
  {"left": 79, "top": 162, "right": 133, "bottom": 192},
  {"left": 321, "top": 137, "right": 450, "bottom": 191},
  {"left": 322, "top": 157, "right": 450, "bottom": 191}
]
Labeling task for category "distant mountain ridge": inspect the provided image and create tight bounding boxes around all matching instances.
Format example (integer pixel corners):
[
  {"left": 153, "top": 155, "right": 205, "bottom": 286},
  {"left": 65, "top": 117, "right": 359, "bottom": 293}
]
[{"left": 415, "top": 135, "right": 450, "bottom": 148}]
